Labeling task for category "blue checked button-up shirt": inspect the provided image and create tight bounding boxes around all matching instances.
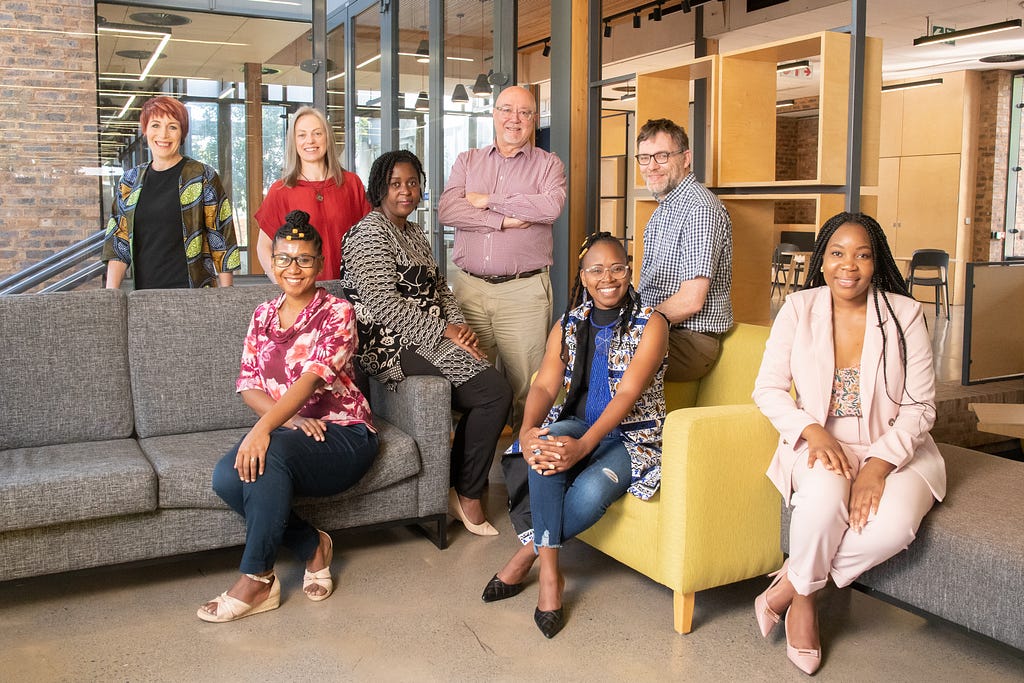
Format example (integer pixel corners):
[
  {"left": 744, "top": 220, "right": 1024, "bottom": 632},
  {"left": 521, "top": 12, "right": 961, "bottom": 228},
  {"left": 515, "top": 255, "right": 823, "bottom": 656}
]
[{"left": 638, "top": 173, "right": 733, "bottom": 335}]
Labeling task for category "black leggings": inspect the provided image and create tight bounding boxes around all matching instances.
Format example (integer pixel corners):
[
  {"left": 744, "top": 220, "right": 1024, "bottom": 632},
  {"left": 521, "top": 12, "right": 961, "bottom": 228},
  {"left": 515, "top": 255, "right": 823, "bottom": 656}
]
[{"left": 400, "top": 349, "right": 512, "bottom": 499}]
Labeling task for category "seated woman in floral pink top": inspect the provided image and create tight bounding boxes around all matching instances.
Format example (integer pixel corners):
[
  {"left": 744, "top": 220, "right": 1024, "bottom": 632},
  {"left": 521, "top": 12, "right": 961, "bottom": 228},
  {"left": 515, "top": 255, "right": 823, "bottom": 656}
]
[{"left": 198, "top": 209, "right": 378, "bottom": 623}]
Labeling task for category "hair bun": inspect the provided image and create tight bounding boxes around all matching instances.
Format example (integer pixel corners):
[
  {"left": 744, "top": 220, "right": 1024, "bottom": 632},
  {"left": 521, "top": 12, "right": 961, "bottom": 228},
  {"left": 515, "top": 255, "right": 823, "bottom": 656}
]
[{"left": 284, "top": 210, "right": 310, "bottom": 228}]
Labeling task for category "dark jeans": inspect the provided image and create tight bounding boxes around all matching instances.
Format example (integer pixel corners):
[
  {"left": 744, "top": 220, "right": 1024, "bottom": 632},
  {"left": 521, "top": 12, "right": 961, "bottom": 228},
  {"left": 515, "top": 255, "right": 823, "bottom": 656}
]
[
  {"left": 400, "top": 349, "right": 512, "bottom": 499},
  {"left": 527, "top": 417, "right": 632, "bottom": 549},
  {"left": 212, "top": 423, "right": 378, "bottom": 574}
]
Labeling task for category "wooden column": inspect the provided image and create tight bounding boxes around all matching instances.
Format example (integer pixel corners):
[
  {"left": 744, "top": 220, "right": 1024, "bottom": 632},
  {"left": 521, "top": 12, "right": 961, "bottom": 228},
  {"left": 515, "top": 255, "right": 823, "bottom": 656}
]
[
  {"left": 567, "top": 0, "right": 589, "bottom": 271},
  {"left": 244, "top": 62, "right": 265, "bottom": 275}
]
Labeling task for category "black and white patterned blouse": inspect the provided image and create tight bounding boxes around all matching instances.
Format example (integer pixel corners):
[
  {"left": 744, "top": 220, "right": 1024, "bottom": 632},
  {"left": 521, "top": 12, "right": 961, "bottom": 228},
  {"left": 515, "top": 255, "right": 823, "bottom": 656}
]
[{"left": 340, "top": 210, "right": 490, "bottom": 387}]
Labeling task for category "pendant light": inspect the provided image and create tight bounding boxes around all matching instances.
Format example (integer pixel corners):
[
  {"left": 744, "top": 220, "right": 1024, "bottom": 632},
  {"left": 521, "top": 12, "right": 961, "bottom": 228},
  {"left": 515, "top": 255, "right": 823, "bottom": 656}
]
[
  {"left": 471, "top": 0, "right": 491, "bottom": 99},
  {"left": 451, "top": 13, "right": 469, "bottom": 103}
]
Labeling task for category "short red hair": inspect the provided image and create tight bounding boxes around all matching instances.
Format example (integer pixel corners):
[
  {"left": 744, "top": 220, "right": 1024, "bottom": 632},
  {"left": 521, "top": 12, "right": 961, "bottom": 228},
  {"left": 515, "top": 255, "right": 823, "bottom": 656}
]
[{"left": 139, "top": 96, "right": 189, "bottom": 138}]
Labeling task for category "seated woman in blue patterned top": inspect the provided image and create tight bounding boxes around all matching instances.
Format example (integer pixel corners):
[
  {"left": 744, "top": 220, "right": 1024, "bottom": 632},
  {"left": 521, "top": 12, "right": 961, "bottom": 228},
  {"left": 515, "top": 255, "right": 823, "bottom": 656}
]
[{"left": 483, "top": 232, "right": 668, "bottom": 638}]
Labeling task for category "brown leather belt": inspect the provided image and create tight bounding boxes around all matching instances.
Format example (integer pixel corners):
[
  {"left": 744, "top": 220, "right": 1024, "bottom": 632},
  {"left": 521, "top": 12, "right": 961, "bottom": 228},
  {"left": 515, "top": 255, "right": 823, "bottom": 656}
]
[{"left": 464, "top": 267, "right": 546, "bottom": 285}]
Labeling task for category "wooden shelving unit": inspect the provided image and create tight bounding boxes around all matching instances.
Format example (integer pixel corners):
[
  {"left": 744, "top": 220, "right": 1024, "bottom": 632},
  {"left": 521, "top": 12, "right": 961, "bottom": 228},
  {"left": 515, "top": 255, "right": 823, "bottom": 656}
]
[
  {"left": 599, "top": 111, "right": 629, "bottom": 241},
  {"left": 628, "top": 31, "right": 882, "bottom": 324},
  {"left": 717, "top": 31, "right": 881, "bottom": 187}
]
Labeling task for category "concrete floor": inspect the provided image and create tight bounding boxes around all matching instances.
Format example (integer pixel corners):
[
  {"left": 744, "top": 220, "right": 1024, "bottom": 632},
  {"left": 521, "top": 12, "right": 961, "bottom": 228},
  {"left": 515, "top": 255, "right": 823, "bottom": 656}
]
[
  {"left": 1, "top": 473, "right": 1022, "bottom": 682},
  {"left": 4, "top": 303, "right": 1022, "bottom": 681}
]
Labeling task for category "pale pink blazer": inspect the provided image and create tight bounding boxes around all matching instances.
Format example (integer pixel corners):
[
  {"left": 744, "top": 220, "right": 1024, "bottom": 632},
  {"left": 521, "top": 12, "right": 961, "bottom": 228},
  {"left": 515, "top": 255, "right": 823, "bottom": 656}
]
[{"left": 753, "top": 286, "right": 946, "bottom": 503}]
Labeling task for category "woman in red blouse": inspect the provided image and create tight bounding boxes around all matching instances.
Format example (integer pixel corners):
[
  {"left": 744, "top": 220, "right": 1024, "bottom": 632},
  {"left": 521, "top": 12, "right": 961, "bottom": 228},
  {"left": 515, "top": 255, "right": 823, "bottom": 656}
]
[
  {"left": 198, "top": 210, "right": 378, "bottom": 623},
  {"left": 254, "top": 106, "right": 371, "bottom": 282}
]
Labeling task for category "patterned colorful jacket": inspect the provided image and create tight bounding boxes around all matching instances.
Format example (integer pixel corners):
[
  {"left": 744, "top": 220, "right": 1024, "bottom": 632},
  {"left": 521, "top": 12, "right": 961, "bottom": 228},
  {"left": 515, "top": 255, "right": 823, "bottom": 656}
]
[
  {"left": 101, "top": 157, "right": 240, "bottom": 288},
  {"left": 516, "top": 298, "right": 667, "bottom": 500}
]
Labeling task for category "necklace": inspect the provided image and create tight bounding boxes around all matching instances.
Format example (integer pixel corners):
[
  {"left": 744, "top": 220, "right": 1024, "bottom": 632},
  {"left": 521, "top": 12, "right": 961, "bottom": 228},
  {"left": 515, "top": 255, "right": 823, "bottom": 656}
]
[{"left": 299, "top": 171, "right": 329, "bottom": 202}]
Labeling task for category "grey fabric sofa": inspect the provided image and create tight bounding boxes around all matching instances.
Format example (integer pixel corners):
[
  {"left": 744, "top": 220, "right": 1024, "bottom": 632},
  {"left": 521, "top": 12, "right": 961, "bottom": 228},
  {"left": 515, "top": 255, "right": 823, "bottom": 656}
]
[
  {"left": 781, "top": 443, "right": 1024, "bottom": 651},
  {"left": 0, "top": 283, "right": 451, "bottom": 583}
]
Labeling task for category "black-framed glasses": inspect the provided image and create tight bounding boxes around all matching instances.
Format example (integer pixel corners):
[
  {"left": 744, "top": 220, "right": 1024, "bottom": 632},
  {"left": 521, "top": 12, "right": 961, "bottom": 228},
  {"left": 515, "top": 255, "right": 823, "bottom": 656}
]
[
  {"left": 634, "top": 150, "right": 685, "bottom": 166},
  {"left": 582, "top": 264, "right": 630, "bottom": 279},
  {"left": 272, "top": 254, "right": 320, "bottom": 269}
]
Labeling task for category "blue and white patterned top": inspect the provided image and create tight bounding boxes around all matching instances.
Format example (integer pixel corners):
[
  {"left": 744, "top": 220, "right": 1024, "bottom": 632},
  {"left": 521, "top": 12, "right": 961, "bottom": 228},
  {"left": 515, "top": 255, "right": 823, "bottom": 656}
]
[
  {"left": 638, "top": 172, "right": 733, "bottom": 334},
  {"left": 510, "top": 298, "right": 666, "bottom": 500}
]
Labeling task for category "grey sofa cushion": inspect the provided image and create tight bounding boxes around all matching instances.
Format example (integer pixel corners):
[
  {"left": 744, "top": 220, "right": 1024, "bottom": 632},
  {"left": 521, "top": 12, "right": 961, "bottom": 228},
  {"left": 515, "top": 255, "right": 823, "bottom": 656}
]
[
  {"left": 140, "top": 418, "right": 420, "bottom": 509},
  {"left": 0, "top": 289, "right": 132, "bottom": 449},
  {"left": 127, "top": 284, "right": 281, "bottom": 439},
  {"left": 0, "top": 439, "right": 156, "bottom": 533}
]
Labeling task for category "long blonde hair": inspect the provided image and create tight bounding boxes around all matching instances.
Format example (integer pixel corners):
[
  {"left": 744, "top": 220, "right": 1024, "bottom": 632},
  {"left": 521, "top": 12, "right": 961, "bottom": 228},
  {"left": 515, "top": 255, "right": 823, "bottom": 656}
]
[{"left": 281, "top": 106, "right": 346, "bottom": 188}]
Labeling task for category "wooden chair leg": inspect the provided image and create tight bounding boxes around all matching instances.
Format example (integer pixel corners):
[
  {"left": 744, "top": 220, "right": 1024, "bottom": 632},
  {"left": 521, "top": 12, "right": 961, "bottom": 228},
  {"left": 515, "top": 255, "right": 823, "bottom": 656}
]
[{"left": 673, "top": 591, "right": 695, "bottom": 634}]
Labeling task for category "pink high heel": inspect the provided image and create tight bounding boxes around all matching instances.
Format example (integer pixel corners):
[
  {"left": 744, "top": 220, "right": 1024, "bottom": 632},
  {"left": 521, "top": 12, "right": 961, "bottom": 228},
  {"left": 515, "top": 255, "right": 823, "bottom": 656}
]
[
  {"left": 754, "top": 560, "right": 789, "bottom": 638},
  {"left": 785, "top": 606, "right": 822, "bottom": 675}
]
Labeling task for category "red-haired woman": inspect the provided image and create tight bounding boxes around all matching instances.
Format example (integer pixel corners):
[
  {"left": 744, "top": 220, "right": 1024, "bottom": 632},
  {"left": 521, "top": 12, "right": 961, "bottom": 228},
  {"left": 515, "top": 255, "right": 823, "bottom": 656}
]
[{"left": 103, "top": 95, "right": 240, "bottom": 289}]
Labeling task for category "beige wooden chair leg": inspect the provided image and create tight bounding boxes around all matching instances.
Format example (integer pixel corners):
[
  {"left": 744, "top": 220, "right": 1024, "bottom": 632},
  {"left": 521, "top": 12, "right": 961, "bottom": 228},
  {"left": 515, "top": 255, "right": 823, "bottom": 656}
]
[{"left": 673, "top": 591, "right": 695, "bottom": 634}]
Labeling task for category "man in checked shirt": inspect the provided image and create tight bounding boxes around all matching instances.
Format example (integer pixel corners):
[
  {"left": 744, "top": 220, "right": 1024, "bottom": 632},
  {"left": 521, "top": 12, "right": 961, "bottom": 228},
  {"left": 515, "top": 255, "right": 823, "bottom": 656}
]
[
  {"left": 636, "top": 118, "right": 733, "bottom": 382},
  {"left": 439, "top": 85, "right": 567, "bottom": 431}
]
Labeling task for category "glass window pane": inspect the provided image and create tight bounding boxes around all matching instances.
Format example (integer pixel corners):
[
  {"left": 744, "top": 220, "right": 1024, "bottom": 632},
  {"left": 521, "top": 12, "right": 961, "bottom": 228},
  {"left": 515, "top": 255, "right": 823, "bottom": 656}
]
[
  {"left": 353, "top": 4, "right": 382, "bottom": 184},
  {"left": 327, "top": 19, "right": 346, "bottom": 160}
]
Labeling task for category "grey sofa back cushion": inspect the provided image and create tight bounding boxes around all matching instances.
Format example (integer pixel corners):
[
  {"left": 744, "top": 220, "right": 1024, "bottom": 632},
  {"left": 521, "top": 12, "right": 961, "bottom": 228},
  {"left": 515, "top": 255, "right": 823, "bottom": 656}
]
[
  {"left": 0, "top": 289, "right": 133, "bottom": 449},
  {"left": 127, "top": 284, "right": 282, "bottom": 438}
]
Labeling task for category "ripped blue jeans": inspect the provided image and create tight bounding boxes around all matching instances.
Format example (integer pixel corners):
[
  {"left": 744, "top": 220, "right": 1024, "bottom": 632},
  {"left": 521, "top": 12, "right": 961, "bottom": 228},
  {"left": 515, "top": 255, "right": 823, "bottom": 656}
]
[{"left": 528, "top": 417, "right": 632, "bottom": 551}]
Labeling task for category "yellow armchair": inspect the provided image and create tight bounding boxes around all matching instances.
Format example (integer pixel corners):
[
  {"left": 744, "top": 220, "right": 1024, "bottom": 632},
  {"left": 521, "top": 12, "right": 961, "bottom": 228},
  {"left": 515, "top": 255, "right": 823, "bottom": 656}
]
[{"left": 577, "top": 323, "right": 783, "bottom": 633}]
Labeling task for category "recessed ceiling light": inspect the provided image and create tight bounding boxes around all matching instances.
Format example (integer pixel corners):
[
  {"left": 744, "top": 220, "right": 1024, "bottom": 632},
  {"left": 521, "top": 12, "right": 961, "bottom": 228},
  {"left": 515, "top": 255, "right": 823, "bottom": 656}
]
[
  {"left": 130, "top": 12, "right": 191, "bottom": 27},
  {"left": 116, "top": 50, "right": 166, "bottom": 60},
  {"left": 979, "top": 54, "right": 1024, "bottom": 63}
]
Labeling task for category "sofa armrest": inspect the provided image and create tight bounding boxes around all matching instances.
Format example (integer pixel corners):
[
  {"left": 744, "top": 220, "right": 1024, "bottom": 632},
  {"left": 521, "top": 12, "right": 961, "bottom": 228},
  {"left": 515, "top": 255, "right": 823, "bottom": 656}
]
[
  {"left": 657, "top": 404, "right": 783, "bottom": 594},
  {"left": 369, "top": 375, "right": 451, "bottom": 517}
]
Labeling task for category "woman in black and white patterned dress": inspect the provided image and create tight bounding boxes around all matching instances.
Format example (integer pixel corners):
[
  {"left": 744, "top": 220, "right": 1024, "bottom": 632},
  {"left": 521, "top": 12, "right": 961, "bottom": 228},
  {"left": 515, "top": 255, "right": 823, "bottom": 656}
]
[{"left": 341, "top": 150, "right": 512, "bottom": 536}]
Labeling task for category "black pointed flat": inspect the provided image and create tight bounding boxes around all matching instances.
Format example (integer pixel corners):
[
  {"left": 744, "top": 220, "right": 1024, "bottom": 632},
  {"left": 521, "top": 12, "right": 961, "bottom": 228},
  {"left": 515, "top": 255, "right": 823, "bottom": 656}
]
[
  {"left": 481, "top": 574, "right": 525, "bottom": 603},
  {"left": 534, "top": 606, "right": 565, "bottom": 638}
]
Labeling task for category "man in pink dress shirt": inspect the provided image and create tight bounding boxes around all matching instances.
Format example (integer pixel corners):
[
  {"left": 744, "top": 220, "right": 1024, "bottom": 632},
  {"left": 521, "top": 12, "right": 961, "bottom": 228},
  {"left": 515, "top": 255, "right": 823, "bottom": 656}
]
[{"left": 438, "top": 86, "right": 567, "bottom": 431}]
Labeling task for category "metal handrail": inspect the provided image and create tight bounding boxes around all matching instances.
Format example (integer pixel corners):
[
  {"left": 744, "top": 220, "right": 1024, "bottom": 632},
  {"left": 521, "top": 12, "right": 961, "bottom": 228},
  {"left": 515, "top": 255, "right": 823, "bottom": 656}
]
[
  {"left": 0, "top": 230, "right": 106, "bottom": 295},
  {"left": 39, "top": 262, "right": 107, "bottom": 294}
]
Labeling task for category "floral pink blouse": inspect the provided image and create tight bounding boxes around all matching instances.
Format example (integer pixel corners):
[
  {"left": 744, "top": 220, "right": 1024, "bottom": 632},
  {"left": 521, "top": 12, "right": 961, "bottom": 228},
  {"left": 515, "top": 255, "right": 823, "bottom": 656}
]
[
  {"left": 237, "top": 287, "right": 374, "bottom": 430},
  {"left": 828, "top": 365, "right": 862, "bottom": 417}
]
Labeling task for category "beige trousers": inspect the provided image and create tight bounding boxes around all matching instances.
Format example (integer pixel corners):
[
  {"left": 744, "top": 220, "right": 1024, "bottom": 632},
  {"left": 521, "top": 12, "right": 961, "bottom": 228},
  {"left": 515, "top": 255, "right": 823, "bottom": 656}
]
[
  {"left": 452, "top": 270, "right": 552, "bottom": 432},
  {"left": 666, "top": 327, "right": 722, "bottom": 382},
  {"left": 787, "top": 415, "right": 935, "bottom": 595}
]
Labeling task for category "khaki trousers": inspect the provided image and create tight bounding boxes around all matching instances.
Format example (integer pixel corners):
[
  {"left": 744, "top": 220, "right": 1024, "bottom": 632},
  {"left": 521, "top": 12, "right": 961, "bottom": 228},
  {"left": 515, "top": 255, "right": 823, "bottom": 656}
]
[
  {"left": 452, "top": 270, "right": 552, "bottom": 432},
  {"left": 666, "top": 327, "right": 722, "bottom": 382}
]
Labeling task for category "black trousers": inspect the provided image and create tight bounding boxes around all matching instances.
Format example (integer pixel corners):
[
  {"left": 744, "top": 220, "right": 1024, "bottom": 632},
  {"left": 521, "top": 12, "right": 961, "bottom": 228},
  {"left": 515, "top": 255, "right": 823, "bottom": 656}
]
[{"left": 400, "top": 349, "right": 512, "bottom": 499}]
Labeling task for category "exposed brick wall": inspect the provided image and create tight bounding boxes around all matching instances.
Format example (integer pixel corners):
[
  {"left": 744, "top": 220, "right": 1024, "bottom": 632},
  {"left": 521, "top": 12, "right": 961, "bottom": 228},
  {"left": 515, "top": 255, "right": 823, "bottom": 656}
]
[
  {"left": 973, "top": 70, "right": 1013, "bottom": 261},
  {"left": 776, "top": 117, "right": 798, "bottom": 180},
  {"left": 0, "top": 0, "right": 99, "bottom": 284},
  {"left": 775, "top": 97, "right": 819, "bottom": 224}
]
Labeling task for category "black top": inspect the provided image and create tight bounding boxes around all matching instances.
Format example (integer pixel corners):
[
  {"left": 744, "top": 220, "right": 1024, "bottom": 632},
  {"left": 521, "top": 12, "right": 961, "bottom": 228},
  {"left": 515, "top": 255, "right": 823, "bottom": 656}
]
[
  {"left": 133, "top": 159, "right": 190, "bottom": 289},
  {"left": 566, "top": 304, "right": 622, "bottom": 422}
]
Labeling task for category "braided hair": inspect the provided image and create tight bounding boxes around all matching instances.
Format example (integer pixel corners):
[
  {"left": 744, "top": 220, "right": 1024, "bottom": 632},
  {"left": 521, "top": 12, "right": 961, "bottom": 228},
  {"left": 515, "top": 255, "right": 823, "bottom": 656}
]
[
  {"left": 273, "top": 209, "right": 323, "bottom": 255},
  {"left": 366, "top": 150, "right": 424, "bottom": 208},
  {"left": 559, "top": 231, "right": 640, "bottom": 363},
  {"left": 803, "top": 211, "right": 926, "bottom": 410}
]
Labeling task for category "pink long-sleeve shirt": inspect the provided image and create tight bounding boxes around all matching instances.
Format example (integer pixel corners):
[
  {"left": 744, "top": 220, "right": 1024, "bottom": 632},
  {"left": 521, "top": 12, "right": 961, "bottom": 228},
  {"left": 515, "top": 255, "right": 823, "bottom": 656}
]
[{"left": 438, "top": 143, "right": 566, "bottom": 277}]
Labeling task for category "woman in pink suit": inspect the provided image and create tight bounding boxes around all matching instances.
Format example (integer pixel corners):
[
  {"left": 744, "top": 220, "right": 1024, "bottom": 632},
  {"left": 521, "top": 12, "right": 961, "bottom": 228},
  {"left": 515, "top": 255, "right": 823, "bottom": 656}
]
[{"left": 752, "top": 212, "right": 945, "bottom": 675}]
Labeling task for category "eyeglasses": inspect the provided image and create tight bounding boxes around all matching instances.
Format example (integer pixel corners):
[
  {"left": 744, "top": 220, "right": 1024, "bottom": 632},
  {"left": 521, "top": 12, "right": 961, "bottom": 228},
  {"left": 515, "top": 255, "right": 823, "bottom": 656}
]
[
  {"left": 582, "top": 264, "right": 629, "bottom": 279},
  {"left": 494, "top": 105, "right": 536, "bottom": 121},
  {"left": 634, "top": 150, "right": 685, "bottom": 166},
  {"left": 272, "top": 254, "right": 320, "bottom": 269}
]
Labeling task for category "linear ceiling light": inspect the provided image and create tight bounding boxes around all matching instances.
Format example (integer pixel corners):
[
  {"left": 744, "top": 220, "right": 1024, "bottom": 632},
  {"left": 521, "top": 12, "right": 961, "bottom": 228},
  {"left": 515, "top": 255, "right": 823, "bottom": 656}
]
[
  {"left": 114, "top": 95, "right": 137, "bottom": 119},
  {"left": 913, "top": 19, "right": 1022, "bottom": 47},
  {"left": 881, "top": 78, "right": 944, "bottom": 92},
  {"left": 98, "top": 24, "right": 171, "bottom": 81},
  {"left": 777, "top": 60, "right": 810, "bottom": 72},
  {"left": 776, "top": 99, "right": 795, "bottom": 108}
]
